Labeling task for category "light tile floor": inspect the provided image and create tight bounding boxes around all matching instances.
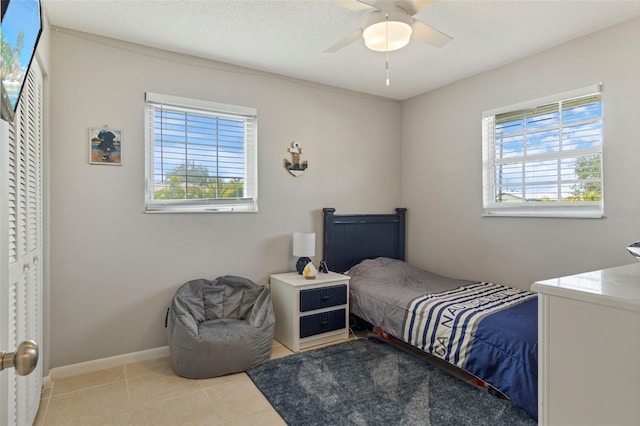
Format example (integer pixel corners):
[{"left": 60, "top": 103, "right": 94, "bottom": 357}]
[
  {"left": 33, "top": 333, "right": 488, "bottom": 426},
  {"left": 34, "top": 340, "right": 295, "bottom": 426}
]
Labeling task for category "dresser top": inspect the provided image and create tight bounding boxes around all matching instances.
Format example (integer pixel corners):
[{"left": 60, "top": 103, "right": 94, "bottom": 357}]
[
  {"left": 531, "top": 262, "right": 640, "bottom": 312},
  {"left": 270, "top": 271, "right": 350, "bottom": 287}
]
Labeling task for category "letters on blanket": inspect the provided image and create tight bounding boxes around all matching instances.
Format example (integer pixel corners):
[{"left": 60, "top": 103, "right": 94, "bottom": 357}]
[{"left": 403, "top": 282, "right": 536, "bottom": 368}]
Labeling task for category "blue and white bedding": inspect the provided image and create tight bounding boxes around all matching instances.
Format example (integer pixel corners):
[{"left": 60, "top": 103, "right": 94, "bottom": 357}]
[{"left": 348, "top": 258, "right": 538, "bottom": 421}]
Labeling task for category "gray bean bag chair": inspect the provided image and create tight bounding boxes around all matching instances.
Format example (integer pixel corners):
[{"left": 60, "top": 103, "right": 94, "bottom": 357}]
[{"left": 166, "top": 275, "right": 275, "bottom": 379}]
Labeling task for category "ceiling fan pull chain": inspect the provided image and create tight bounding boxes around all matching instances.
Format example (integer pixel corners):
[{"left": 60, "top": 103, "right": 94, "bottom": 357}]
[
  {"left": 386, "top": 56, "right": 390, "bottom": 86},
  {"left": 385, "top": 14, "right": 390, "bottom": 86}
]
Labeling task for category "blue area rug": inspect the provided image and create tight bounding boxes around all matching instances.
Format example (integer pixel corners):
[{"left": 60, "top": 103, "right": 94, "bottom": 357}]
[{"left": 247, "top": 338, "right": 536, "bottom": 426}]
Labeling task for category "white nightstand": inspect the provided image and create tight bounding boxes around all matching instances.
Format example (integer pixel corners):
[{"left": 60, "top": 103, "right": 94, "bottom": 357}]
[{"left": 270, "top": 271, "right": 350, "bottom": 352}]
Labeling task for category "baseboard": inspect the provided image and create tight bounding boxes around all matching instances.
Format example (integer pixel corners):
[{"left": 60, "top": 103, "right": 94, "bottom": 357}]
[{"left": 49, "top": 346, "right": 170, "bottom": 379}]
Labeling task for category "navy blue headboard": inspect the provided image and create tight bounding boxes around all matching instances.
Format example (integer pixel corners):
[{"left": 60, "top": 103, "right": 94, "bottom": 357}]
[{"left": 322, "top": 208, "right": 407, "bottom": 273}]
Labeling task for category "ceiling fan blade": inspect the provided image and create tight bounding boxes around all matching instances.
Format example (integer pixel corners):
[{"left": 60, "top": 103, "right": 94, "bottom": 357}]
[
  {"left": 411, "top": 19, "right": 452, "bottom": 48},
  {"left": 397, "top": 0, "right": 438, "bottom": 16},
  {"left": 332, "top": 0, "right": 378, "bottom": 13},
  {"left": 324, "top": 29, "right": 362, "bottom": 53}
]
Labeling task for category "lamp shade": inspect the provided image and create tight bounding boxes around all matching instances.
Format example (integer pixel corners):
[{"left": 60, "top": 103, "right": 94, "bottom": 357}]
[{"left": 293, "top": 232, "right": 315, "bottom": 257}]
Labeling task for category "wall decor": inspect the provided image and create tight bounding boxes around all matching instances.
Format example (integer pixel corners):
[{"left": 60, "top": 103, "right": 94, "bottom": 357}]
[
  {"left": 89, "top": 126, "right": 122, "bottom": 165},
  {"left": 284, "top": 141, "right": 308, "bottom": 176}
]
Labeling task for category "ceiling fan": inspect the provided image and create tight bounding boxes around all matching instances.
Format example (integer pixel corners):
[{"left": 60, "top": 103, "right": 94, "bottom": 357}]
[{"left": 325, "top": 0, "right": 452, "bottom": 53}]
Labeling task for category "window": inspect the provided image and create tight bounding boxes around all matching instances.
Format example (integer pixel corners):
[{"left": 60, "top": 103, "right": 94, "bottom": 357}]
[
  {"left": 482, "top": 84, "right": 603, "bottom": 218},
  {"left": 145, "top": 93, "right": 257, "bottom": 213}
]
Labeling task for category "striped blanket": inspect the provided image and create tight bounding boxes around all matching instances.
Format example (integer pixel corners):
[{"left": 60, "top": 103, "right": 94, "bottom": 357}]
[
  {"left": 402, "top": 282, "right": 538, "bottom": 420},
  {"left": 403, "top": 282, "right": 535, "bottom": 367}
]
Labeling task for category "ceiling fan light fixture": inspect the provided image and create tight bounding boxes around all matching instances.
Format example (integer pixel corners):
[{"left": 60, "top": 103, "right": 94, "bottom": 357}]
[{"left": 362, "top": 11, "right": 413, "bottom": 52}]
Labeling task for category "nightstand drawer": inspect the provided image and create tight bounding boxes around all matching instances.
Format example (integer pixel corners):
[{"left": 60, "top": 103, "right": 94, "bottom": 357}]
[
  {"left": 299, "top": 308, "right": 346, "bottom": 338},
  {"left": 299, "top": 284, "right": 347, "bottom": 312}
]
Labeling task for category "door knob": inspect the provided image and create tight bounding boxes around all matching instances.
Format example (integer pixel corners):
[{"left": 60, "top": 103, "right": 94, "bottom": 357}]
[{"left": 0, "top": 340, "right": 39, "bottom": 376}]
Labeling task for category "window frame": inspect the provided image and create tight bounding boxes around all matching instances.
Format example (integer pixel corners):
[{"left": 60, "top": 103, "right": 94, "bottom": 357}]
[
  {"left": 481, "top": 84, "right": 603, "bottom": 218},
  {"left": 144, "top": 92, "right": 258, "bottom": 213}
]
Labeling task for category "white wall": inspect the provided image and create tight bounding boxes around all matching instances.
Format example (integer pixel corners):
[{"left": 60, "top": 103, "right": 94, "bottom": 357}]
[
  {"left": 402, "top": 17, "right": 640, "bottom": 289},
  {"left": 49, "top": 16, "right": 640, "bottom": 368},
  {"left": 49, "top": 30, "right": 402, "bottom": 367}
]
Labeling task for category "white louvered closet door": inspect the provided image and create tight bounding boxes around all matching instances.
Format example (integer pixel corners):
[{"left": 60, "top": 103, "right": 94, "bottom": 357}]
[{"left": 0, "top": 60, "right": 44, "bottom": 426}]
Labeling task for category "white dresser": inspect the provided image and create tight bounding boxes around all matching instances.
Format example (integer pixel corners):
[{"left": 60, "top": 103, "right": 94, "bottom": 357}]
[{"left": 531, "top": 262, "right": 640, "bottom": 426}]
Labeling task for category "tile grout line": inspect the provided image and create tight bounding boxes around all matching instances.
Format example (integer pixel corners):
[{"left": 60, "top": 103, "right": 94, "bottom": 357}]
[
  {"left": 38, "top": 391, "right": 51, "bottom": 426},
  {"left": 49, "top": 377, "right": 128, "bottom": 398},
  {"left": 124, "top": 364, "right": 134, "bottom": 416}
]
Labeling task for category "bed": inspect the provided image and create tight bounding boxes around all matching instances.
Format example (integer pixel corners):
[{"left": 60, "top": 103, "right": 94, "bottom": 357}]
[{"left": 322, "top": 208, "right": 538, "bottom": 421}]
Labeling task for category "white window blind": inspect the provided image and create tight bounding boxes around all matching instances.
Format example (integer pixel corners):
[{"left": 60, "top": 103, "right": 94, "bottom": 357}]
[
  {"left": 482, "top": 84, "right": 603, "bottom": 218},
  {"left": 145, "top": 92, "right": 257, "bottom": 213}
]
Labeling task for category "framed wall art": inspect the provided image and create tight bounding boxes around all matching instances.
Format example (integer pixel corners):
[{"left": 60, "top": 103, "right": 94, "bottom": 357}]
[{"left": 89, "top": 126, "right": 122, "bottom": 165}]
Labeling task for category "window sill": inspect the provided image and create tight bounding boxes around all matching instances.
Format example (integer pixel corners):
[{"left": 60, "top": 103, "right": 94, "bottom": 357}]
[
  {"left": 145, "top": 209, "right": 258, "bottom": 214},
  {"left": 482, "top": 211, "right": 604, "bottom": 219},
  {"left": 145, "top": 205, "right": 257, "bottom": 214}
]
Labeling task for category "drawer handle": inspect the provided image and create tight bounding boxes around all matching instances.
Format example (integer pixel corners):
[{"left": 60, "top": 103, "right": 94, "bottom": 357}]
[
  {"left": 321, "top": 296, "right": 330, "bottom": 300},
  {"left": 321, "top": 321, "right": 329, "bottom": 326}
]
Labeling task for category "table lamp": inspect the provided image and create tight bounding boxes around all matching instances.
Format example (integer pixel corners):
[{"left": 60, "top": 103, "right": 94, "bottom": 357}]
[{"left": 293, "top": 232, "right": 315, "bottom": 274}]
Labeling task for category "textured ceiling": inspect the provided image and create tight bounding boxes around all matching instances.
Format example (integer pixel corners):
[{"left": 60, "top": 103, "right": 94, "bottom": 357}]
[{"left": 41, "top": 0, "right": 640, "bottom": 100}]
